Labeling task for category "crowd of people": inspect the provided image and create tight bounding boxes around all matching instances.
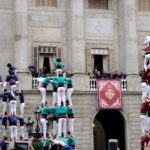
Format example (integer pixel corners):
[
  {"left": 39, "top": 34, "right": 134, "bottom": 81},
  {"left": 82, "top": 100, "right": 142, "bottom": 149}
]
[
  {"left": 140, "top": 35, "right": 150, "bottom": 150},
  {"left": 89, "top": 69, "right": 127, "bottom": 79},
  {"left": 0, "top": 57, "right": 76, "bottom": 150}
]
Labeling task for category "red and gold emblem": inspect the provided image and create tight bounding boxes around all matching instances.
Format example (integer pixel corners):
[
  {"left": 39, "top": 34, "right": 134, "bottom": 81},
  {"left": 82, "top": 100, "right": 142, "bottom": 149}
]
[{"left": 97, "top": 80, "right": 122, "bottom": 109}]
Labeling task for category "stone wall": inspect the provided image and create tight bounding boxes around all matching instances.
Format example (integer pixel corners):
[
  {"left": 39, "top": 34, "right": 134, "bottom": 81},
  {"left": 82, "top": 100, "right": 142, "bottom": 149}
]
[{"left": 0, "top": 0, "right": 13, "bottom": 77}]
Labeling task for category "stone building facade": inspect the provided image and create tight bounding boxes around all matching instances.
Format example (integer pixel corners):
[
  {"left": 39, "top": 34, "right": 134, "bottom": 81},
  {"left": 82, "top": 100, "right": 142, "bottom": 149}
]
[{"left": 0, "top": 0, "right": 149, "bottom": 150}]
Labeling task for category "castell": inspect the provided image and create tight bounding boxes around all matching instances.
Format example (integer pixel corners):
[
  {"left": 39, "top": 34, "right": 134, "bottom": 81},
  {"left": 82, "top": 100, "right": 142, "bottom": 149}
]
[
  {"left": 140, "top": 36, "right": 150, "bottom": 150},
  {"left": 1, "top": 1, "right": 150, "bottom": 150},
  {"left": 0, "top": 58, "right": 75, "bottom": 150}
]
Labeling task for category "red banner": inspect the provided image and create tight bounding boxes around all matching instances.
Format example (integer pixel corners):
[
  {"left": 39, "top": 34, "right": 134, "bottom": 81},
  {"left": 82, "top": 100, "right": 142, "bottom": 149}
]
[{"left": 97, "top": 79, "right": 122, "bottom": 109}]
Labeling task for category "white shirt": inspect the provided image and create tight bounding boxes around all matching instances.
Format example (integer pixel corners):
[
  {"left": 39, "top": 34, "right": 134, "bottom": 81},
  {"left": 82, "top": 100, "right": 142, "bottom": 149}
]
[{"left": 144, "top": 54, "right": 150, "bottom": 71}]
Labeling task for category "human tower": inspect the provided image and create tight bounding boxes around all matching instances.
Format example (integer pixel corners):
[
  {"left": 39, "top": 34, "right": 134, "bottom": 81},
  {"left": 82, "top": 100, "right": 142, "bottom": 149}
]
[
  {"left": 140, "top": 35, "right": 150, "bottom": 150},
  {"left": 0, "top": 64, "right": 25, "bottom": 141},
  {"left": 37, "top": 57, "right": 76, "bottom": 150},
  {"left": 0, "top": 57, "right": 75, "bottom": 150}
]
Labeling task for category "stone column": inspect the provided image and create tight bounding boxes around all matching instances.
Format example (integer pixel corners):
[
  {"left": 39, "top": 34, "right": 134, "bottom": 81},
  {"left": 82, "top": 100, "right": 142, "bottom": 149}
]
[
  {"left": 70, "top": 0, "right": 86, "bottom": 73},
  {"left": 70, "top": 0, "right": 89, "bottom": 90},
  {"left": 122, "top": 1, "right": 140, "bottom": 88},
  {"left": 123, "top": 0, "right": 138, "bottom": 74},
  {"left": 14, "top": 0, "right": 32, "bottom": 90}
]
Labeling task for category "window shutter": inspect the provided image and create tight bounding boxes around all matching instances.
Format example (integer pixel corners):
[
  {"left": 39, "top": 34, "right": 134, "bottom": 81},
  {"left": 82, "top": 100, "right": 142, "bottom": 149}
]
[
  {"left": 86, "top": 49, "right": 92, "bottom": 74},
  {"left": 33, "top": 46, "right": 39, "bottom": 70},
  {"left": 56, "top": 47, "right": 61, "bottom": 59}
]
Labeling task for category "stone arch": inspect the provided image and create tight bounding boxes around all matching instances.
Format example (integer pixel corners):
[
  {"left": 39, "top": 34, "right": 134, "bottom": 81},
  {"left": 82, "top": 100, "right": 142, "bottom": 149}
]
[{"left": 93, "top": 109, "right": 126, "bottom": 150}]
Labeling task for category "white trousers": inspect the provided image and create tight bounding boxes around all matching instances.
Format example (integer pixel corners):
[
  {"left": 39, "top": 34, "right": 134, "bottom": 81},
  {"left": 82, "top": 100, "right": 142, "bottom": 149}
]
[
  {"left": 56, "top": 69, "right": 62, "bottom": 76},
  {"left": 10, "top": 85, "right": 17, "bottom": 97},
  {"left": 57, "top": 87, "right": 66, "bottom": 106},
  {"left": 147, "top": 85, "right": 150, "bottom": 99},
  {"left": 53, "top": 92, "right": 57, "bottom": 106},
  {"left": 140, "top": 115, "right": 148, "bottom": 135},
  {"left": 67, "top": 118, "right": 75, "bottom": 137},
  {"left": 20, "top": 103, "right": 25, "bottom": 117},
  {"left": 2, "top": 101, "right": 7, "bottom": 115},
  {"left": 40, "top": 118, "right": 48, "bottom": 140},
  {"left": 39, "top": 87, "right": 46, "bottom": 105},
  {"left": 141, "top": 82, "right": 148, "bottom": 101},
  {"left": 9, "top": 100, "right": 16, "bottom": 115},
  {"left": 144, "top": 54, "right": 150, "bottom": 71},
  {"left": 10, "top": 125, "right": 17, "bottom": 140},
  {"left": 20, "top": 126, "right": 24, "bottom": 138},
  {"left": 66, "top": 88, "right": 74, "bottom": 106},
  {"left": 2, "top": 125, "right": 8, "bottom": 137},
  {"left": 53, "top": 120, "right": 58, "bottom": 136},
  {"left": 58, "top": 118, "right": 67, "bottom": 137}
]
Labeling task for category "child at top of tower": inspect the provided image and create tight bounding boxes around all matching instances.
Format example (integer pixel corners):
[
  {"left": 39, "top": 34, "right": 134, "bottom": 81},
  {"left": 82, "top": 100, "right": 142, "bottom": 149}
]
[
  {"left": 54, "top": 57, "right": 65, "bottom": 76},
  {"left": 7, "top": 63, "right": 17, "bottom": 75}
]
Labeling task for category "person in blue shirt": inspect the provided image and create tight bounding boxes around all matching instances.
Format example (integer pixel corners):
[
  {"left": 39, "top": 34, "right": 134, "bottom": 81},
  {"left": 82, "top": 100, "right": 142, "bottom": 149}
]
[
  {"left": 8, "top": 92, "right": 17, "bottom": 115},
  {"left": 0, "top": 73, "right": 3, "bottom": 92},
  {"left": 7, "top": 63, "right": 17, "bottom": 75},
  {"left": 0, "top": 112, "right": 9, "bottom": 137},
  {"left": 54, "top": 57, "right": 65, "bottom": 76},
  {"left": 0, "top": 136, "right": 8, "bottom": 150},
  {"left": 18, "top": 116, "right": 25, "bottom": 138},
  {"left": 7, "top": 114, "right": 19, "bottom": 141},
  {"left": 0, "top": 89, "right": 9, "bottom": 115},
  {"left": 3, "top": 70, "right": 19, "bottom": 97},
  {"left": 18, "top": 90, "right": 25, "bottom": 117}
]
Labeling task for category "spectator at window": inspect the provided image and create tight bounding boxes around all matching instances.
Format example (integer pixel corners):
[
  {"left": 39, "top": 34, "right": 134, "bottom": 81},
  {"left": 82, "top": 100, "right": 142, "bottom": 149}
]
[
  {"left": 37, "top": 69, "right": 45, "bottom": 78},
  {"left": 95, "top": 71, "right": 101, "bottom": 79},
  {"left": 43, "top": 67, "right": 48, "bottom": 76}
]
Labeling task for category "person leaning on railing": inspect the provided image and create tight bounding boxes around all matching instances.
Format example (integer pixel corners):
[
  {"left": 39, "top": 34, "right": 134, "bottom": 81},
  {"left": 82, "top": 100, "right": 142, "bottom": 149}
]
[{"left": 91, "top": 70, "right": 127, "bottom": 80}]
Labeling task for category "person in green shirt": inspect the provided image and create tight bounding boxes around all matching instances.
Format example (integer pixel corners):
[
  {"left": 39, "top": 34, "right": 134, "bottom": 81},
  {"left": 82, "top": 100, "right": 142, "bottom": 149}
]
[
  {"left": 53, "top": 57, "right": 65, "bottom": 76},
  {"left": 54, "top": 74, "right": 66, "bottom": 106},
  {"left": 57, "top": 102, "right": 68, "bottom": 137},
  {"left": 42, "top": 134, "right": 51, "bottom": 150},
  {"left": 38, "top": 75, "right": 53, "bottom": 105},
  {"left": 40, "top": 102, "right": 52, "bottom": 140},
  {"left": 66, "top": 73, "right": 74, "bottom": 106},
  {"left": 48, "top": 104, "right": 59, "bottom": 138},
  {"left": 66, "top": 131, "right": 76, "bottom": 150},
  {"left": 66, "top": 101, "right": 75, "bottom": 137},
  {"left": 50, "top": 79, "right": 58, "bottom": 106}
]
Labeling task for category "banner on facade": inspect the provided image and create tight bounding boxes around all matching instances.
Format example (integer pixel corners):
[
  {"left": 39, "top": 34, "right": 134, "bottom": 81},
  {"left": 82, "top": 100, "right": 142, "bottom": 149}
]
[{"left": 97, "top": 79, "right": 122, "bottom": 109}]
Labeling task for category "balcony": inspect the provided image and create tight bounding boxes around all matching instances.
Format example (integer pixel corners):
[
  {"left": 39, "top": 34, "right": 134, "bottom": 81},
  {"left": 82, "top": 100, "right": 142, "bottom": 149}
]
[
  {"left": 32, "top": 78, "right": 127, "bottom": 91},
  {"left": 90, "top": 78, "right": 127, "bottom": 91}
]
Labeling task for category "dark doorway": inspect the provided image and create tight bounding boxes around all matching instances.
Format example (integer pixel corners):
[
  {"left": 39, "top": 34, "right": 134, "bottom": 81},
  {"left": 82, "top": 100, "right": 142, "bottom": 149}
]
[
  {"left": 93, "top": 110, "right": 125, "bottom": 150},
  {"left": 94, "top": 55, "right": 103, "bottom": 73},
  {"left": 43, "top": 57, "right": 51, "bottom": 74}
]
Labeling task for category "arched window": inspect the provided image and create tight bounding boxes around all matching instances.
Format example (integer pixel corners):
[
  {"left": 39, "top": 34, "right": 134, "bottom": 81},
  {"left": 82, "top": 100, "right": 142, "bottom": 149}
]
[
  {"left": 88, "top": 0, "right": 108, "bottom": 9},
  {"left": 36, "top": 0, "right": 57, "bottom": 7},
  {"left": 139, "top": 0, "right": 150, "bottom": 11}
]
